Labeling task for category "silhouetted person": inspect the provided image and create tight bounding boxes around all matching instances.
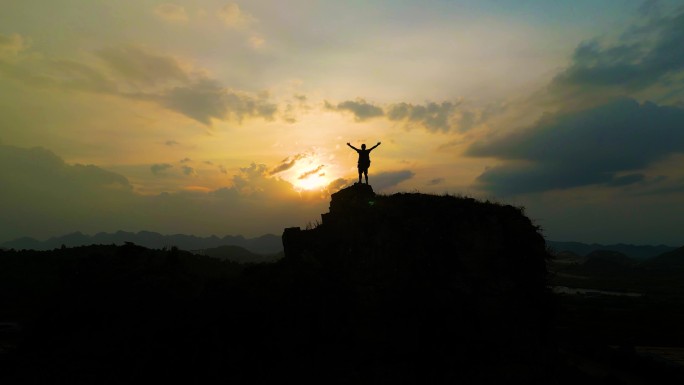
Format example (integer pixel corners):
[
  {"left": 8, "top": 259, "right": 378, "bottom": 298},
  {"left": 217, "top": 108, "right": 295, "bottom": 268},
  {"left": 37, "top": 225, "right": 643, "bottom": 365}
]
[{"left": 347, "top": 142, "right": 381, "bottom": 184}]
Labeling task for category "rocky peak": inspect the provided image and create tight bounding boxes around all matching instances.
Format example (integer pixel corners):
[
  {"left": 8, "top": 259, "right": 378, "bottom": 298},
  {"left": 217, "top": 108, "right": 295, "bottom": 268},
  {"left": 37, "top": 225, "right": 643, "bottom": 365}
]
[{"left": 281, "top": 184, "right": 553, "bottom": 382}]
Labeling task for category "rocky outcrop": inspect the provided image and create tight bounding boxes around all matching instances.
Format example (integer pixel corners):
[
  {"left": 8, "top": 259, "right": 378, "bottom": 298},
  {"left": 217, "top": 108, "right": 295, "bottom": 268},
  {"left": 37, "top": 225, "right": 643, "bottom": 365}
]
[
  {"left": 283, "top": 183, "right": 554, "bottom": 383},
  {"left": 284, "top": 183, "right": 548, "bottom": 292}
]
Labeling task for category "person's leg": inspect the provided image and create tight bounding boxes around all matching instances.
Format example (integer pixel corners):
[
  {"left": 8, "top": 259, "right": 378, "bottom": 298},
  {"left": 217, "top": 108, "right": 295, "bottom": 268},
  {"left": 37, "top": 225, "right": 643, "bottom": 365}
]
[
  {"left": 358, "top": 169, "right": 362, "bottom": 184},
  {"left": 364, "top": 170, "right": 369, "bottom": 184}
]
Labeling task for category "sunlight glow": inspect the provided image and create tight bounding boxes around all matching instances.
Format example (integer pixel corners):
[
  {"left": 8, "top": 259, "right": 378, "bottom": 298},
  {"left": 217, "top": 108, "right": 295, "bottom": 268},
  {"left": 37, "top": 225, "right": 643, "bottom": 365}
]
[{"left": 293, "top": 173, "right": 330, "bottom": 191}]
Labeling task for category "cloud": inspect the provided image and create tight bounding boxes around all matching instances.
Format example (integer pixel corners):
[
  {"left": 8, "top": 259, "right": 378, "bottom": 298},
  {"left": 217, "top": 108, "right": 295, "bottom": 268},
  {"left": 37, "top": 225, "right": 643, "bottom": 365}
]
[
  {"left": 269, "top": 153, "right": 306, "bottom": 175},
  {"left": 165, "top": 140, "right": 179, "bottom": 146},
  {"left": 218, "top": 3, "right": 256, "bottom": 29},
  {"left": 427, "top": 178, "right": 444, "bottom": 186},
  {"left": 180, "top": 157, "right": 191, "bottom": 163},
  {"left": 298, "top": 165, "right": 325, "bottom": 180},
  {"left": 468, "top": 99, "right": 684, "bottom": 195},
  {"left": 0, "top": 145, "right": 134, "bottom": 236},
  {"left": 43, "top": 59, "right": 117, "bottom": 93},
  {"left": 0, "top": 41, "right": 116, "bottom": 94},
  {"left": 98, "top": 47, "right": 276, "bottom": 124},
  {"left": 637, "top": 176, "right": 684, "bottom": 196},
  {"left": 0, "top": 33, "right": 29, "bottom": 58},
  {"left": 607, "top": 173, "right": 646, "bottom": 187},
  {"left": 154, "top": 4, "right": 189, "bottom": 23},
  {"left": 466, "top": 6, "right": 684, "bottom": 197},
  {"left": 0, "top": 145, "right": 133, "bottom": 190},
  {"left": 0, "top": 144, "right": 329, "bottom": 242},
  {"left": 151, "top": 163, "right": 173, "bottom": 175},
  {"left": 372, "top": 170, "right": 415, "bottom": 191},
  {"left": 551, "top": 10, "right": 684, "bottom": 94},
  {"left": 1, "top": 40, "right": 277, "bottom": 126},
  {"left": 386, "top": 101, "right": 458, "bottom": 132},
  {"left": 325, "top": 98, "right": 485, "bottom": 132},
  {"left": 96, "top": 45, "right": 189, "bottom": 87},
  {"left": 325, "top": 99, "right": 384, "bottom": 121},
  {"left": 155, "top": 78, "right": 277, "bottom": 125},
  {"left": 281, "top": 93, "right": 312, "bottom": 123},
  {"left": 324, "top": 178, "right": 350, "bottom": 193},
  {"left": 181, "top": 165, "right": 196, "bottom": 176}
]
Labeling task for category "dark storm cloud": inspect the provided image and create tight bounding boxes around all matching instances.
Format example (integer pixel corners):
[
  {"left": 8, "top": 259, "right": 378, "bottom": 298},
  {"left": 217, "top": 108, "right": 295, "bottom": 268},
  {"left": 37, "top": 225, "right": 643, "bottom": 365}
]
[
  {"left": 298, "top": 165, "right": 325, "bottom": 180},
  {"left": 552, "top": 10, "right": 684, "bottom": 91},
  {"left": 372, "top": 170, "right": 415, "bottom": 191},
  {"left": 269, "top": 153, "right": 306, "bottom": 175},
  {"left": 151, "top": 163, "right": 173, "bottom": 175},
  {"left": 325, "top": 99, "right": 384, "bottom": 121},
  {"left": 468, "top": 99, "right": 684, "bottom": 195}
]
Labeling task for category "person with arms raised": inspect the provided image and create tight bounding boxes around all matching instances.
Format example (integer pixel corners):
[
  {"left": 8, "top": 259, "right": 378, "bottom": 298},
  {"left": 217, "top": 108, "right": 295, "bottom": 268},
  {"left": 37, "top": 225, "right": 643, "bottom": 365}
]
[{"left": 347, "top": 141, "right": 381, "bottom": 184}]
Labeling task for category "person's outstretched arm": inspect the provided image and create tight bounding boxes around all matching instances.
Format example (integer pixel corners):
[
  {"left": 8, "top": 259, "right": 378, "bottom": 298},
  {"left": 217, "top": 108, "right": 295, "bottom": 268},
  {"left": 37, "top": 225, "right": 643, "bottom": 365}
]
[
  {"left": 347, "top": 142, "right": 359, "bottom": 151},
  {"left": 369, "top": 142, "right": 381, "bottom": 151}
]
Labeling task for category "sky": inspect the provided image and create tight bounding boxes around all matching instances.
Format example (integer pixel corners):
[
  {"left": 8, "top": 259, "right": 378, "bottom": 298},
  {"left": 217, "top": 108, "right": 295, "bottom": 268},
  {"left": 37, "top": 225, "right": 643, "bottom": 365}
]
[{"left": 1, "top": 0, "right": 684, "bottom": 245}]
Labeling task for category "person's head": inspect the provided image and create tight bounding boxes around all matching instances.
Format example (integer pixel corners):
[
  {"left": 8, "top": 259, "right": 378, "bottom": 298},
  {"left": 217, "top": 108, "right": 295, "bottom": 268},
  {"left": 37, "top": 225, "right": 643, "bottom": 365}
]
[{"left": 361, "top": 144, "right": 366, "bottom": 149}]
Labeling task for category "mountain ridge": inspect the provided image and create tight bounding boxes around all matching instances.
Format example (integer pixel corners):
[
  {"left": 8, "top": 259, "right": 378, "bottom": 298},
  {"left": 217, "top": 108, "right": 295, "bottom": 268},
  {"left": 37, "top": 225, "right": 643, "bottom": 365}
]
[
  {"left": 4, "top": 232, "right": 678, "bottom": 260},
  {"left": 546, "top": 240, "right": 677, "bottom": 259},
  {"left": 0, "top": 231, "right": 282, "bottom": 255}
]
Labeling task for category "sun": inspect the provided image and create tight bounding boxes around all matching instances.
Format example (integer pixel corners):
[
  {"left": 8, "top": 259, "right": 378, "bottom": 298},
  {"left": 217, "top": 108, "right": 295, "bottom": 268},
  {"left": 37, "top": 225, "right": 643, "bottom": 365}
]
[
  {"left": 294, "top": 173, "right": 330, "bottom": 191},
  {"left": 283, "top": 153, "right": 340, "bottom": 192}
]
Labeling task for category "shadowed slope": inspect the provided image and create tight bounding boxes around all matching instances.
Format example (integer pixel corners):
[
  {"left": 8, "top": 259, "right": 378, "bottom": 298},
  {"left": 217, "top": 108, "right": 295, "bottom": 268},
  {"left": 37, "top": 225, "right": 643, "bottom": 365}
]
[
  {"left": 283, "top": 184, "right": 554, "bottom": 383},
  {"left": 1, "top": 185, "right": 554, "bottom": 384}
]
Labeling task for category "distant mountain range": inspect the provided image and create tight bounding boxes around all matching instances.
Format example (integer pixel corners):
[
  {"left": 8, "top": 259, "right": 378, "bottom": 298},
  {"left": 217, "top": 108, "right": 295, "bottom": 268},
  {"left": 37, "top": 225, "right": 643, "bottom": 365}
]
[
  {"left": 0, "top": 231, "right": 283, "bottom": 255},
  {"left": 550, "top": 245, "right": 684, "bottom": 292},
  {"left": 1, "top": 232, "right": 678, "bottom": 260},
  {"left": 546, "top": 240, "right": 677, "bottom": 259}
]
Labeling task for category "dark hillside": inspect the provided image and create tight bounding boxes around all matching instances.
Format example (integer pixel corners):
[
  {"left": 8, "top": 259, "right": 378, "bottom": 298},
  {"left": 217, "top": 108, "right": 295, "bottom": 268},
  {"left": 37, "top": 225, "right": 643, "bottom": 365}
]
[
  {"left": 0, "top": 231, "right": 283, "bottom": 255},
  {"left": 1, "top": 185, "right": 555, "bottom": 384},
  {"left": 283, "top": 184, "right": 554, "bottom": 383},
  {"left": 203, "top": 244, "right": 282, "bottom": 263},
  {"left": 580, "top": 250, "right": 637, "bottom": 275},
  {"left": 547, "top": 241, "right": 676, "bottom": 259},
  {"left": 642, "top": 246, "right": 684, "bottom": 270}
]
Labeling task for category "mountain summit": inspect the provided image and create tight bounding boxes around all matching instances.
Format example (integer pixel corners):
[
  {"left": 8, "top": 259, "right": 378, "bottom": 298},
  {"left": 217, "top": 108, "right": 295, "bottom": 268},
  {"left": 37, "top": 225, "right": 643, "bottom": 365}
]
[{"left": 283, "top": 184, "right": 554, "bottom": 383}]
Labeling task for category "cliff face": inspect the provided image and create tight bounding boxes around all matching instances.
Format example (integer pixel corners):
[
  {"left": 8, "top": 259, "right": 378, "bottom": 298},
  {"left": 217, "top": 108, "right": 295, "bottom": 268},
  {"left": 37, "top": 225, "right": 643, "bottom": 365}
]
[{"left": 283, "top": 183, "right": 553, "bottom": 383}]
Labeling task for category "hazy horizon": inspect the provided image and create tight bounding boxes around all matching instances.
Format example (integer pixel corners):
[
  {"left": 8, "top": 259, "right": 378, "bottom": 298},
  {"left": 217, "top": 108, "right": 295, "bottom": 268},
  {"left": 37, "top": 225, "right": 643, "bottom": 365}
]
[
  {"left": 1, "top": 227, "right": 682, "bottom": 249},
  {"left": 2, "top": 1, "right": 684, "bottom": 245}
]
